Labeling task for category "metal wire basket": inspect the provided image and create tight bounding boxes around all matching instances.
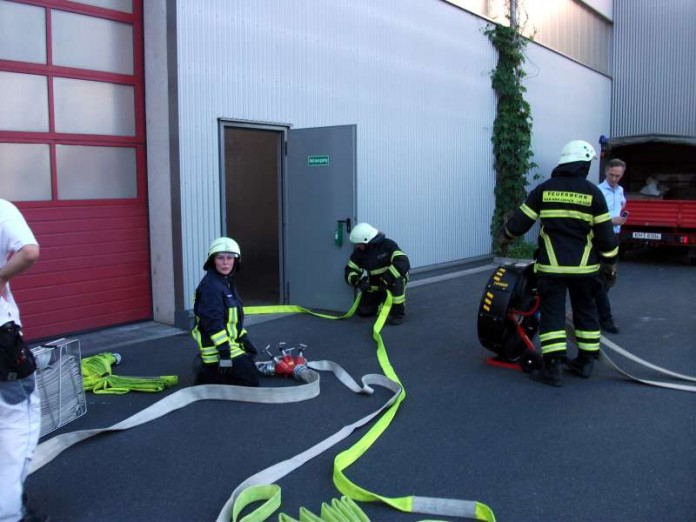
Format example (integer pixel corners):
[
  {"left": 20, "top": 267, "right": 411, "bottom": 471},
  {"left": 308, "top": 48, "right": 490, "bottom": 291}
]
[{"left": 31, "top": 338, "right": 87, "bottom": 438}]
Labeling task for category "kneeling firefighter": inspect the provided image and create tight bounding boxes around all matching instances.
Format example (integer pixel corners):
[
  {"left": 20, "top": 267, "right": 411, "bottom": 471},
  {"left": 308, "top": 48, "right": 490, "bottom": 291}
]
[
  {"left": 344, "top": 223, "right": 410, "bottom": 325},
  {"left": 192, "top": 237, "right": 260, "bottom": 387},
  {"left": 499, "top": 140, "right": 619, "bottom": 386}
]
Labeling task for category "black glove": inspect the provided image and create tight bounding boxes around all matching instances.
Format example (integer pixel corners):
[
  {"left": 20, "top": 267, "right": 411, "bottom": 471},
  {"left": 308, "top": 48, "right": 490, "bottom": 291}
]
[
  {"left": 600, "top": 263, "right": 617, "bottom": 288},
  {"left": 498, "top": 233, "right": 514, "bottom": 255},
  {"left": 218, "top": 357, "right": 233, "bottom": 377},
  {"left": 381, "top": 270, "right": 397, "bottom": 288},
  {"left": 242, "top": 337, "right": 258, "bottom": 358},
  {"left": 357, "top": 277, "right": 370, "bottom": 293}
]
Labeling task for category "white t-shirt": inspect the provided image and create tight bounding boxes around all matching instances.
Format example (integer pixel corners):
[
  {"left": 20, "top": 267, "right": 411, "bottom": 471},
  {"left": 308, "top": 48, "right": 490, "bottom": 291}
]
[{"left": 0, "top": 199, "right": 39, "bottom": 326}]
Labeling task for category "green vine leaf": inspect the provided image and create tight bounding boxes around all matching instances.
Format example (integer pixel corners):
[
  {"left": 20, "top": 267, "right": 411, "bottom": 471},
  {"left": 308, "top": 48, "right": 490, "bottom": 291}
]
[{"left": 486, "top": 15, "right": 538, "bottom": 254}]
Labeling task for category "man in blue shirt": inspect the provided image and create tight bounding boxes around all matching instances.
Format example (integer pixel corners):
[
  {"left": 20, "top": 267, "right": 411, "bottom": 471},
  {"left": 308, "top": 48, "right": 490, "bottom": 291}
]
[{"left": 596, "top": 158, "right": 627, "bottom": 333}]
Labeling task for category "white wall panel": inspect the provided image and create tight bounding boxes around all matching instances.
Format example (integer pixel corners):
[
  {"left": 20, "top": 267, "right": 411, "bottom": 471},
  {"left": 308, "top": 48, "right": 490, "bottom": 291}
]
[
  {"left": 525, "top": 43, "right": 612, "bottom": 186},
  {"left": 172, "top": 0, "right": 612, "bottom": 303},
  {"left": 175, "top": 0, "right": 498, "bottom": 301}
]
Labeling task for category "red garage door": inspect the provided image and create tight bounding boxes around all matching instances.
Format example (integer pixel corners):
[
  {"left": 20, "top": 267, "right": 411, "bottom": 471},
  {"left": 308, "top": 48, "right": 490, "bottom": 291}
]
[{"left": 0, "top": 0, "right": 150, "bottom": 341}]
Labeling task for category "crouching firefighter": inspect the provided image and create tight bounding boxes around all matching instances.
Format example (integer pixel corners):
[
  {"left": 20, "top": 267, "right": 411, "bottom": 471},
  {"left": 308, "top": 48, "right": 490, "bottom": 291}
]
[
  {"left": 345, "top": 223, "right": 410, "bottom": 325},
  {"left": 192, "top": 237, "right": 260, "bottom": 387},
  {"left": 500, "top": 140, "right": 619, "bottom": 386}
]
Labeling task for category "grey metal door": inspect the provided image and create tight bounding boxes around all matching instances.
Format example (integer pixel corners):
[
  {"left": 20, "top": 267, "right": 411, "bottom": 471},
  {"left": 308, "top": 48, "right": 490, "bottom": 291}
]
[{"left": 285, "top": 125, "right": 356, "bottom": 311}]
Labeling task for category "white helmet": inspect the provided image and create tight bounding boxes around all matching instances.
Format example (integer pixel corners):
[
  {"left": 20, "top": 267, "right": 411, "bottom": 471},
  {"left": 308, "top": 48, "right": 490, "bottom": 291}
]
[
  {"left": 203, "top": 236, "right": 241, "bottom": 270},
  {"left": 558, "top": 140, "right": 597, "bottom": 164},
  {"left": 349, "top": 222, "right": 379, "bottom": 244}
]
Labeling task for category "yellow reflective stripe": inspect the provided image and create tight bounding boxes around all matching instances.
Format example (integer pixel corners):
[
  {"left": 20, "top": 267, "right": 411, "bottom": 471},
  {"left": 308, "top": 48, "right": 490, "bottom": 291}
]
[
  {"left": 542, "top": 191, "right": 592, "bottom": 206},
  {"left": 539, "top": 209, "right": 594, "bottom": 223},
  {"left": 576, "top": 330, "right": 601, "bottom": 339},
  {"left": 577, "top": 341, "right": 600, "bottom": 350},
  {"left": 536, "top": 264, "right": 600, "bottom": 274},
  {"left": 229, "top": 343, "right": 245, "bottom": 358},
  {"left": 541, "top": 343, "right": 566, "bottom": 354},
  {"left": 388, "top": 265, "right": 400, "bottom": 278},
  {"left": 392, "top": 294, "right": 406, "bottom": 304},
  {"left": 370, "top": 266, "right": 389, "bottom": 275},
  {"left": 539, "top": 228, "right": 558, "bottom": 266},
  {"left": 191, "top": 324, "right": 202, "bottom": 346},
  {"left": 226, "top": 308, "right": 246, "bottom": 358},
  {"left": 347, "top": 273, "right": 359, "bottom": 284},
  {"left": 228, "top": 308, "right": 238, "bottom": 340},
  {"left": 600, "top": 246, "right": 619, "bottom": 258},
  {"left": 520, "top": 203, "right": 538, "bottom": 220},
  {"left": 579, "top": 230, "right": 594, "bottom": 267},
  {"left": 594, "top": 212, "right": 611, "bottom": 224},
  {"left": 347, "top": 260, "right": 361, "bottom": 271},
  {"left": 390, "top": 250, "right": 406, "bottom": 262},
  {"left": 239, "top": 328, "right": 248, "bottom": 338},
  {"left": 210, "top": 329, "right": 229, "bottom": 346},
  {"left": 200, "top": 346, "right": 219, "bottom": 364},
  {"left": 539, "top": 330, "right": 565, "bottom": 342}
]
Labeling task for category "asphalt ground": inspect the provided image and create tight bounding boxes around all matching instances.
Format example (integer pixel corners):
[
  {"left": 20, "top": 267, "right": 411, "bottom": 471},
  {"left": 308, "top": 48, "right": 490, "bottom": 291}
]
[{"left": 25, "top": 250, "right": 695, "bottom": 522}]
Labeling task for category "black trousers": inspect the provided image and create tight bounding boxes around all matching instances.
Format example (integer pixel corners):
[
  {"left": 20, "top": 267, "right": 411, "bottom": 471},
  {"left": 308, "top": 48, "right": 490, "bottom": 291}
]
[
  {"left": 538, "top": 275, "right": 602, "bottom": 357},
  {"left": 356, "top": 278, "right": 406, "bottom": 318},
  {"left": 594, "top": 279, "right": 613, "bottom": 323}
]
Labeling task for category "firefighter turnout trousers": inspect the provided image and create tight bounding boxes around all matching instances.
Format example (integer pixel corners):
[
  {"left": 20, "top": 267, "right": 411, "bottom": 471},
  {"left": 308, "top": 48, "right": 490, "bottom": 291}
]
[{"left": 537, "top": 275, "right": 602, "bottom": 358}]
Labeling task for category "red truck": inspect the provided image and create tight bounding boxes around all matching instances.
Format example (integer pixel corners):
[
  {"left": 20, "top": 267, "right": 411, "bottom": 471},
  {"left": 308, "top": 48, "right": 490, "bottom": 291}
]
[{"left": 600, "top": 134, "right": 696, "bottom": 264}]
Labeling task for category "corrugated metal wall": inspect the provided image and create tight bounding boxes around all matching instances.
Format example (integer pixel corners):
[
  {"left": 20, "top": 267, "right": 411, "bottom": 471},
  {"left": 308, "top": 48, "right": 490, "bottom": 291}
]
[
  {"left": 524, "top": 44, "right": 612, "bottom": 184},
  {"left": 612, "top": 0, "right": 696, "bottom": 137},
  {"left": 172, "top": 0, "right": 612, "bottom": 306},
  {"left": 175, "top": 0, "right": 498, "bottom": 302}
]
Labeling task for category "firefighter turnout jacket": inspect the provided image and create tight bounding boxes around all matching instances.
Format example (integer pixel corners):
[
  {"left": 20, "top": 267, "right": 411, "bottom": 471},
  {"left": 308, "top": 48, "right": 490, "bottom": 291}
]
[
  {"left": 503, "top": 161, "right": 619, "bottom": 359},
  {"left": 344, "top": 234, "right": 410, "bottom": 310},
  {"left": 192, "top": 269, "right": 249, "bottom": 364},
  {"left": 504, "top": 162, "right": 619, "bottom": 275}
]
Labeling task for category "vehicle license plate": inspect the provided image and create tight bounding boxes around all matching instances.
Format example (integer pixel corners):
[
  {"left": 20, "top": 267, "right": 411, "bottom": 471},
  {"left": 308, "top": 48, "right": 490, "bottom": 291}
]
[{"left": 632, "top": 232, "right": 662, "bottom": 240}]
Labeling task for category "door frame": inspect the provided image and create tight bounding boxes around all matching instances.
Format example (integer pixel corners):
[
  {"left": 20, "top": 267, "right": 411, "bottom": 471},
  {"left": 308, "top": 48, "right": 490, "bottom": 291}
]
[{"left": 217, "top": 118, "right": 290, "bottom": 303}]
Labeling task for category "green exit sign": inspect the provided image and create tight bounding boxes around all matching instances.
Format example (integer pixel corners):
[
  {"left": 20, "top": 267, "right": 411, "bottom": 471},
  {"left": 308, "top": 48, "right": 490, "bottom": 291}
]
[{"left": 308, "top": 155, "right": 330, "bottom": 166}]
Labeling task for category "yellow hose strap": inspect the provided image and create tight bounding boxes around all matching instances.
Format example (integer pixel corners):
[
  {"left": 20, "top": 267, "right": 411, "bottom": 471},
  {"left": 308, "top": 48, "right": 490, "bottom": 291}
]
[
  {"left": 233, "top": 485, "right": 372, "bottom": 522},
  {"left": 81, "top": 352, "right": 178, "bottom": 395},
  {"left": 242, "top": 293, "right": 496, "bottom": 522},
  {"left": 244, "top": 293, "right": 362, "bottom": 320},
  {"left": 233, "top": 484, "right": 282, "bottom": 522}
]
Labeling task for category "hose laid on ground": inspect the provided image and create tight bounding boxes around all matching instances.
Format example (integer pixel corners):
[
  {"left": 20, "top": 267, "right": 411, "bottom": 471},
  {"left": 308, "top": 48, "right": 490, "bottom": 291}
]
[
  {"left": 81, "top": 352, "right": 178, "bottom": 394},
  {"left": 564, "top": 312, "right": 696, "bottom": 393},
  {"left": 229, "top": 292, "right": 495, "bottom": 522},
  {"left": 31, "top": 293, "right": 494, "bottom": 521}
]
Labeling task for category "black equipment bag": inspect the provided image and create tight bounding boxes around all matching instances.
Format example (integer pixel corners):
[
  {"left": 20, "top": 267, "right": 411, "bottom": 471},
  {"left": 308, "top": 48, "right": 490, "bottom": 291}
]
[{"left": 0, "top": 321, "right": 37, "bottom": 381}]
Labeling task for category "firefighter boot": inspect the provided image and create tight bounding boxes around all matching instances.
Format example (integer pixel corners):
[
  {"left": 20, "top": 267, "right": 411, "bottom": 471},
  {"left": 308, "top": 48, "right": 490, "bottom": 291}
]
[
  {"left": 565, "top": 350, "right": 597, "bottom": 378},
  {"left": 387, "top": 313, "right": 404, "bottom": 325},
  {"left": 530, "top": 355, "right": 563, "bottom": 387}
]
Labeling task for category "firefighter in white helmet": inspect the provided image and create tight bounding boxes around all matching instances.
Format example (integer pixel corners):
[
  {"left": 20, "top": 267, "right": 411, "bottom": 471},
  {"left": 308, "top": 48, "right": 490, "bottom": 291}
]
[
  {"left": 345, "top": 223, "right": 410, "bottom": 325},
  {"left": 191, "top": 237, "right": 260, "bottom": 386},
  {"left": 500, "top": 140, "right": 618, "bottom": 386}
]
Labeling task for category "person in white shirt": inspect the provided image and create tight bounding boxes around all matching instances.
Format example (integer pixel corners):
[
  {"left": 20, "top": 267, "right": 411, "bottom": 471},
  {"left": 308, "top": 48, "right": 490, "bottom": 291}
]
[
  {"left": 595, "top": 159, "right": 627, "bottom": 333},
  {"left": 0, "top": 198, "right": 45, "bottom": 522}
]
